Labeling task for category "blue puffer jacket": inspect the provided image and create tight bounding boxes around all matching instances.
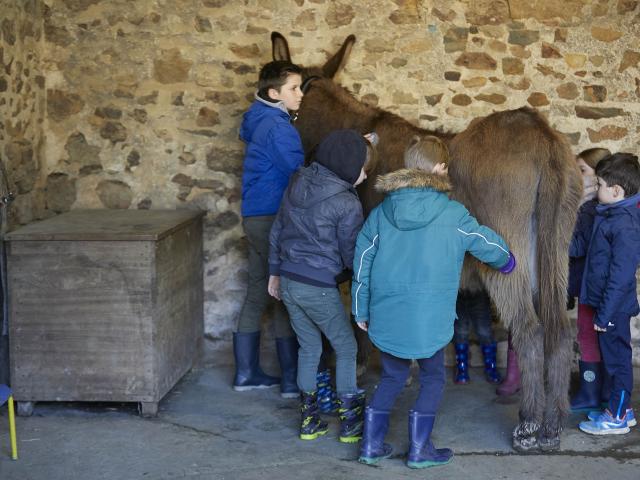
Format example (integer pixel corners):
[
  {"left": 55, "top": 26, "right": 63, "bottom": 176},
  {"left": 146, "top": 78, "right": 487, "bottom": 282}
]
[
  {"left": 579, "top": 193, "right": 640, "bottom": 328},
  {"left": 568, "top": 199, "right": 598, "bottom": 298},
  {"left": 240, "top": 95, "right": 304, "bottom": 217},
  {"left": 269, "top": 163, "right": 364, "bottom": 287},
  {"left": 351, "top": 169, "right": 511, "bottom": 360}
]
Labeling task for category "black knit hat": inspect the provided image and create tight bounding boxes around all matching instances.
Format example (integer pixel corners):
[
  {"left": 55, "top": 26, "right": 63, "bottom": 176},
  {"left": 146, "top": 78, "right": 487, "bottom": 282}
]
[{"left": 314, "top": 129, "right": 367, "bottom": 184}]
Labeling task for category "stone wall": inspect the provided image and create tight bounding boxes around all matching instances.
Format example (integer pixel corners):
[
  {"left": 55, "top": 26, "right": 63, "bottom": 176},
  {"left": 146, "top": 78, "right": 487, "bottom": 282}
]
[
  {"left": 0, "top": 1, "right": 639, "bottom": 359},
  {"left": 0, "top": 0, "right": 46, "bottom": 228}
]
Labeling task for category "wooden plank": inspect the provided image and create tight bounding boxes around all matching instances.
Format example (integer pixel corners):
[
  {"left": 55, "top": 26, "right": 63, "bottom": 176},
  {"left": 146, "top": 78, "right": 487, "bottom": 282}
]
[
  {"left": 152, "top": 219, "right": 204, "bottom": 399},
  {"left": 8, "top": 241, "right": 156, "bottom": 401},
  {"left": 5, "top": 209, "right": 205, "bottom": 241}
]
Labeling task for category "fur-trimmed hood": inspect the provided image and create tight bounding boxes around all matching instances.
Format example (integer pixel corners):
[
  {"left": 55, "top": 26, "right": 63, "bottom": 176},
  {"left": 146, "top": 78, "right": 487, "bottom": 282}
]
[
  {"left": 375, "top": 168, "right": 451, "bottom": 194},
  {"left": 374, "top": 169, "right": 453, "bottom": 231}
]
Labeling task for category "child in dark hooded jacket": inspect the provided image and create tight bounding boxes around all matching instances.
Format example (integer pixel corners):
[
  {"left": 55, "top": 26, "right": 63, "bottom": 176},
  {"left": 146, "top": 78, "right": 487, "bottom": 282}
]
[{"left": 268, "top": 129, "right": 371, "bottom": 444}]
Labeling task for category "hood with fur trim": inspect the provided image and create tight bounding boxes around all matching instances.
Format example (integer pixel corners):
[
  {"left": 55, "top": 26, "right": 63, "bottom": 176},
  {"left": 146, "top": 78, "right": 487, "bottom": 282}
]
[
  {"left": 375, "top": 168, "right": 451, "bottom": 194},
  {"left": 374, "top": 168, "right": 452, "bottom": 231}
]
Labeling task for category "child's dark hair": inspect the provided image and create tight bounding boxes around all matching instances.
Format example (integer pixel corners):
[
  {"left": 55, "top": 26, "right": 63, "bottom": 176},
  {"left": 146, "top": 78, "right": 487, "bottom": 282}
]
[
  {"left": 578, "top": 147, "right": 610, "bottom": 170},
  {"left": 257, "top": 61, "right": 302, "bottom": 99},
  {"left": 595, "top": 152, "right": 640, "bottom": 197}
]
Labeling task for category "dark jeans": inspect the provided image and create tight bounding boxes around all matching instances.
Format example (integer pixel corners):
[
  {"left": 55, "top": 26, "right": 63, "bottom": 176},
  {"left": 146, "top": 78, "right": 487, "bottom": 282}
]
[
  {"left": 369, "top": 349, "right": 445, "bottom": 414},
  {"left": 599, "top": 313, "right": 633, "bottom": 415},
  {"left": 454, "top": 290, "right": 495, "bottom": 344},
  {"left": 280, "top": 277, "right": 358, "bottom": 394},
  {"left": 237, "top": 216, "right": 293, "bottom": 338}
]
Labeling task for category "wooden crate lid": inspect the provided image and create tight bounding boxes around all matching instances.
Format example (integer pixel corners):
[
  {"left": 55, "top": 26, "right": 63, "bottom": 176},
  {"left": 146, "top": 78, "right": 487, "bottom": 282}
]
[{"left": 5, "top": 209, "right": 205, "bottom": 241}]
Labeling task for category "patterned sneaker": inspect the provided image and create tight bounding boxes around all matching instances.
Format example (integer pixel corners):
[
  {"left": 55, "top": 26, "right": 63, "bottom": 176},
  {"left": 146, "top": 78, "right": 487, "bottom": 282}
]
[
  {"left": 579, "top": 409, "right": 630, "bottom": 435},
  {"left": 588, "top": 408, "right": 636, "bottom": 427}
]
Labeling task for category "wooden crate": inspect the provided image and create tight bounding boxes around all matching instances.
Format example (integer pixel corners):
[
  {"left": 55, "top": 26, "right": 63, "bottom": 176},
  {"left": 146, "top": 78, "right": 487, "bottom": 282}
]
[{"left": 6, "top": 209, "right": 204, "bottom": 416}]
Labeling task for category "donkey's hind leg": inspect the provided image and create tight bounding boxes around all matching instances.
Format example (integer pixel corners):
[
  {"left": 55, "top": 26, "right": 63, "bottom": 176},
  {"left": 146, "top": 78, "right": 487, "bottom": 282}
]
[
  {"left": 511, "top": 323, "right": 545, "bottom": 453},
  {"left": 539, "top": 322, "right": 572, "bottom": 451}
]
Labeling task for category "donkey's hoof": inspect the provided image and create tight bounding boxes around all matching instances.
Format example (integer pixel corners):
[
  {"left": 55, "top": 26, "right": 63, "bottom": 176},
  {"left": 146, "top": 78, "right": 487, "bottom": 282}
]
[
  {"left": 538, "top": 434, "right": 560, "bottom": 452},
  {"left": 512, "top": 435, "right": 539, "bottom": 453},
  {"left": 512, "top": 422, "right": 540, "bottom": 453}
]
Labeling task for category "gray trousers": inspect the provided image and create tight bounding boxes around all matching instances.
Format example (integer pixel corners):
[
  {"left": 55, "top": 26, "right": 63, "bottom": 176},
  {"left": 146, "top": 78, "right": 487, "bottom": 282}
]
[
  {"left": 280, "top": 276, "right": 358, "bottom": 395},
  {"left": 237, "top": 215, "right": 293, "bottom": 338}
]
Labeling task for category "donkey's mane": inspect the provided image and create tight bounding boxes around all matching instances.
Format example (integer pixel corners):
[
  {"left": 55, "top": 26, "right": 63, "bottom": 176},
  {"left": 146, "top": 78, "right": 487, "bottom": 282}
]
[
  {"left": 319, "top": 78, "right": 456, "bottom": 141},
  {"left": 314, "top": 77, "right": 378, "bottom": 118}
]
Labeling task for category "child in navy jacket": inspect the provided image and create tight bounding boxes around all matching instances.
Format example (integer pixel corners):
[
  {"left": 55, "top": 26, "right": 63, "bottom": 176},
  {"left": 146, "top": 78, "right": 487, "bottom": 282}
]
[{"left": 578, "top": 153, "right": 640, "bottom": 435}]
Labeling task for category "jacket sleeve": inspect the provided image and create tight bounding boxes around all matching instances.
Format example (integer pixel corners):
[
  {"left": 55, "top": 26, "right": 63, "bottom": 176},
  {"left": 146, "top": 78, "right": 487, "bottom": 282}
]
[
  {"left": 269, "top": 123, "right": 304, "bottom": 177},
  {"left": 337, "top": 199, "right": 365, "bottom": 272},
  {"left": 351, "top": 211, "right": 379, "bottom": 322},
  {"left": 593, "top": 226, "right": 640, "bottom": 328},
  {"left": 570, "top": 204, "right": 595, "bottom": 258},
  {"left": 268, "top": 207, "right": 285, "bottom": 276},
  {"left": 457, "top": 210, "right": 511, "bottom": 270}
]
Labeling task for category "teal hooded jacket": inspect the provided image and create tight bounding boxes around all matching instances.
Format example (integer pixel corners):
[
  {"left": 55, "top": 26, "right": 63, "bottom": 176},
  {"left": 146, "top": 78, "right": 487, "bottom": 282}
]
[{"left": 351, "top": 169, "right": 511, "bottom": 359}]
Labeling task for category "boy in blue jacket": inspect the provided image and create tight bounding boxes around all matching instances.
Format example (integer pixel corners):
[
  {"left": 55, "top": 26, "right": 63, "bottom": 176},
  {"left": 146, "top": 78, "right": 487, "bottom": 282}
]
[
  {"left": 353, "top": 163, "right": 515, "bottom": 468},
  {"left": 579, "top": 153, "right": 640, "bottom": 435},
  {"left": 268, "top": 129, "right": 372, "bottom": 443},
  {"left": 234, "top": 61, "right": 304, "bottom": 398}
]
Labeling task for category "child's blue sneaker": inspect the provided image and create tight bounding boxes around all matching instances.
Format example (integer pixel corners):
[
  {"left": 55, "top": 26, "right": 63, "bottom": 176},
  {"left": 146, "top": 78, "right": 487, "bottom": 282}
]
[
  {"left": 587, "top": 408, "right": 636, "bottom": 427},
  {"left": 579, "top": 409, "right": 630, "bottom": 435}
]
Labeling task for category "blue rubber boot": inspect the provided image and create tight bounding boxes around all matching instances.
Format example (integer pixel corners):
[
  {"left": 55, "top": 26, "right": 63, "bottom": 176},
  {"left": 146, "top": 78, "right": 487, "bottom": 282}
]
[
  {"left": 276, "top": 337, "right": 299, "bottom": 399},
  {"left": 570, "top": 361, "right": 602, "bottom": 412},
  {"left": 316, "top": 369, "right": 339, "bottom": 414},
  {"left": 454, "top": 343, "right": 470, "bottom": 384},
  {"left": 407, "top": 411, "right": 453, "bottom": 469},
  {"left": 358, "top": 407, "right": 393, "bottom": 465},
  {"left": 481, "top": 343, "right": 502, "bottom": 384},
  {"left": 233, "top": 331, "right": 280, "bottom": 391},
  {"left": 300, "top": 391, "right": 329, "bottom": 440}
]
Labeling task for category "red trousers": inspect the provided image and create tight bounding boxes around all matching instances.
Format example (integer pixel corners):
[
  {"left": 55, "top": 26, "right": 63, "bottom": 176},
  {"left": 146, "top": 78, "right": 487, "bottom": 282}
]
[{"left": 577, "top": 303, "right": 601, "bottom": 362}]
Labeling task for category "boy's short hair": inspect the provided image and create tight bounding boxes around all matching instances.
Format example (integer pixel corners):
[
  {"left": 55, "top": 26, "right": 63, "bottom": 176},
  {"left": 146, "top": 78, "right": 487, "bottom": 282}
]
[
  {"left": 578, "top": 147, "right": 611, "bottom": 170},
  {"left": 404, "top": 135, "right": 449, "bottom": 171},
  {"left": 595, "top": 152, "right": 640, "bottom": 197},
  {"left": 257, "top": 61, "right": 302, "bottom": 98}
]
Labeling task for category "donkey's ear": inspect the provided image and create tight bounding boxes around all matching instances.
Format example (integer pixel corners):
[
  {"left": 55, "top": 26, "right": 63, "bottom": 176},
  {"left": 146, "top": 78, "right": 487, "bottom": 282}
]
[
  {"left": 271, "top": 31, "right": 291, "bottom": 61},
  {"left": 321, "top": 34, "right": 356, "bottom": 79}
]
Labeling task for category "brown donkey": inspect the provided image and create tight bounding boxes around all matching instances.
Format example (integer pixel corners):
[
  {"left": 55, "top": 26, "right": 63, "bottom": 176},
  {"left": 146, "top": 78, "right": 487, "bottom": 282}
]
[{"left": 270, "top": 32, "right": 582, "bottom": 452}]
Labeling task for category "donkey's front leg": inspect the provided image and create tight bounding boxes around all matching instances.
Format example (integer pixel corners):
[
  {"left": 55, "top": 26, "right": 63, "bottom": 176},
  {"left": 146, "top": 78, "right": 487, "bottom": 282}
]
[
  {"left": 539, "top": 322, "right": 572, "bottom": 451},
  {"left": 512, "top": 324, "right": 545, "bottom": 453}
]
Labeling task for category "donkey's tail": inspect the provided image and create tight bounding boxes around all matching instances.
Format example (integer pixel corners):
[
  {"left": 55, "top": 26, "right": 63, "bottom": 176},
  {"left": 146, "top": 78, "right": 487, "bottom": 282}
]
[{"left": 534, "top": 119, "right": 581, "bottom": 348}]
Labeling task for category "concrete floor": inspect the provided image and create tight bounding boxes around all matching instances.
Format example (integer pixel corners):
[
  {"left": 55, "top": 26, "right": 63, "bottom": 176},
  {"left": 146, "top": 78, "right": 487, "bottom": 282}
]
[{"left": 0, "top": 341, "right": 638, "bottom": 480}]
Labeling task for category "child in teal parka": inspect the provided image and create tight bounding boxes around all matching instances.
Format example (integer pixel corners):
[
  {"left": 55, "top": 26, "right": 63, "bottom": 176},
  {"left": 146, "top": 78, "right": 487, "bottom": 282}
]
[{"left": 353, "top": 162, "right": 515, "bottom": 469}]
